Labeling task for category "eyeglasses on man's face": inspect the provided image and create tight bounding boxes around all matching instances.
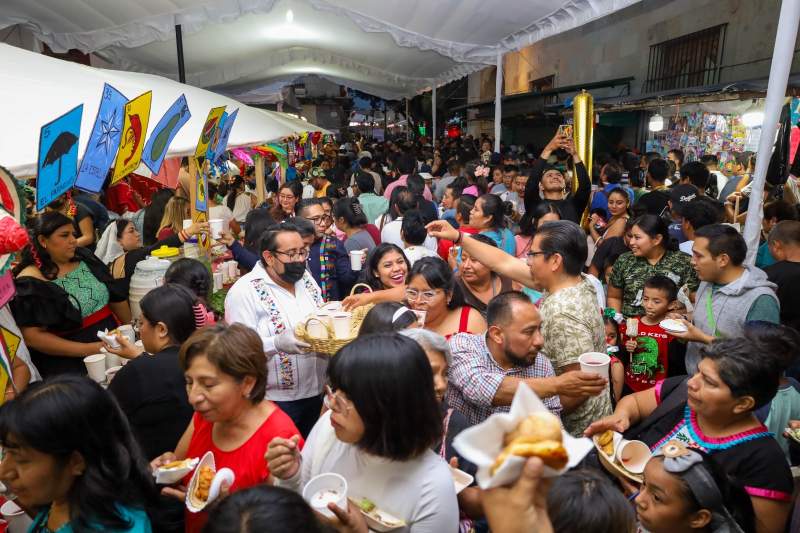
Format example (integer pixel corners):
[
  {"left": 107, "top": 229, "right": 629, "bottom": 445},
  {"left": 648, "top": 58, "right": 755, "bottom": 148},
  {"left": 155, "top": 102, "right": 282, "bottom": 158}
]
[
  {"left": 272, "top": 248, "right": 310, "bottom": 262},
  {"left": 306, "top": 214, "right": 331, "bottom": 226},
  {"left": 526, "top": 250, "right": 549, "bottom": 265}
]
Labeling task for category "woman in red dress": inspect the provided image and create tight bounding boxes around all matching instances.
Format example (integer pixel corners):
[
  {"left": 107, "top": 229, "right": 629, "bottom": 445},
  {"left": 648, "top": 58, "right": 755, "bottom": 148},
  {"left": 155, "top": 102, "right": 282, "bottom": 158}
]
[{"left": 150, "top": 323, "right": 303, "bottom": 533}]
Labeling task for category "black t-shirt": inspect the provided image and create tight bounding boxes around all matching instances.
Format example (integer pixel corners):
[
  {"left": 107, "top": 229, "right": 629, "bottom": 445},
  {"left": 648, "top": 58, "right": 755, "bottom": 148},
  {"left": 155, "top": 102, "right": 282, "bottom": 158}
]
[
  {"left": 635, "top": 189, "right": 670, "bottom": 216},
  {"left": 630, "top": 377, "right": 793, "bottom": 502},
  {"left": 108, "top": 346, "right": 193, "bottom": 460},
  {"left": 764, "top": 260, "right": 800, "bottom": 331}
]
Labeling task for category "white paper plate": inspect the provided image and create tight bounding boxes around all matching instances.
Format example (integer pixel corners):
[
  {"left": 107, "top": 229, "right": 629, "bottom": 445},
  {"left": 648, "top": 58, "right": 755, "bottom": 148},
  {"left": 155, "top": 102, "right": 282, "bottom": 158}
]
[{"left": 659, "top": 319, "right": 688, "bottom": 334}]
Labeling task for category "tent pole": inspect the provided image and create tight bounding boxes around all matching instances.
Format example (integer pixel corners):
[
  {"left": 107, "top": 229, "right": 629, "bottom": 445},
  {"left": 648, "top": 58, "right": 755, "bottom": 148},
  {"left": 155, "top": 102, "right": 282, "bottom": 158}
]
[
  {"left": 432, "top": 84, "right": 437, "bottom": 145},
  {"left": 175, "top": 24, "right": 186, "bottom": 84},
  {"left": 406, "top": 99, "right": 410, "bottom": 140},
  {"left": 742, "top": 0, "right": 800, "bottom": 266},
  {"left": 494, "top": 51, "right": 503, "bottom": 153}
]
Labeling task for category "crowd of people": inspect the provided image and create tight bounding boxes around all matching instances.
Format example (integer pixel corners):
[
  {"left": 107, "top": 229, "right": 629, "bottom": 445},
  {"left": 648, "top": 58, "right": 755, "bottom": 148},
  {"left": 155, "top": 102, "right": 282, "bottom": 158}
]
[{"left": 2, "top": 128, "right": 800, "bottom": 533}]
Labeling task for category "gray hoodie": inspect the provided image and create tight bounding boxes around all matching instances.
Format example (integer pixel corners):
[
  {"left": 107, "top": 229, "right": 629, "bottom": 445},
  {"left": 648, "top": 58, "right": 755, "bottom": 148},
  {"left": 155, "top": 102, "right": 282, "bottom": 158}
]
[{"left": 686, "top": 266, "right": 779, "bottom": 373}]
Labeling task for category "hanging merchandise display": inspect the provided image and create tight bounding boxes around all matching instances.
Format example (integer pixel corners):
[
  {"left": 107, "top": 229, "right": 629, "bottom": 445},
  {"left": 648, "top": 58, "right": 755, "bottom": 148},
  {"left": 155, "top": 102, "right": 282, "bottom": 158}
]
[{"left": 646, "top": 109, "right": 760, "bottom": 165}]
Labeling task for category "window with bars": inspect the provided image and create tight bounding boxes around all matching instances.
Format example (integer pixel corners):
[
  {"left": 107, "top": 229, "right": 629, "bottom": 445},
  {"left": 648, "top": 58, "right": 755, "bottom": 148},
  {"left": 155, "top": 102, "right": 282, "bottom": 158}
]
[{"left": 644, "top": 24, "right": 727, "bottom": 93}]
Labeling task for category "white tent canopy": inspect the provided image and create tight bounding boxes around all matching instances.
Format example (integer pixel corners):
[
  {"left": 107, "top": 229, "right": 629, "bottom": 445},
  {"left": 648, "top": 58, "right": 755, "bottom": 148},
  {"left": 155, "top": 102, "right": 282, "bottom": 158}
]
[
  {"left": 0, "top": 43, "right": 329, "bottom": 177},
  {"left": 0, "top": 0, "right": 641, "bottom": 102}
]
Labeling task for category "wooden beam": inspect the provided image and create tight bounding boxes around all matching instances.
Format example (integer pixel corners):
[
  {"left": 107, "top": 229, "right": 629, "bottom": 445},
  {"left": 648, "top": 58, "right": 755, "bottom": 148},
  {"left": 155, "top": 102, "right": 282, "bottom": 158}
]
[{"left": 255, "top": 155, "right": 265, "bottom": 205}]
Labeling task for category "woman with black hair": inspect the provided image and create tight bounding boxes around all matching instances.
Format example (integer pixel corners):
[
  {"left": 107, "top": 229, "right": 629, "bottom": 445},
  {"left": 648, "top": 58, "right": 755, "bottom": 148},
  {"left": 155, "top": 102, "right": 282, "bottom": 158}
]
[
  {"left": 456, "top": 234, "right": 513, "bottom": 317},
  {"left": 225, "top": 176, "right": 251, "bottom": 224},
  {"left": 515, "top": 202, "right": 561, "bottom": 259},
  {"left": 267, "top": 333, "right": 459, "bottom": 532},
  {"left": 203, "top": 485, "right": 328, "bottom": 533},
  {"left": 361, "top": 242, "right": 410, "bottom": 291},
  {"left": 359, "top": 302, "right": 418, "bottom": 335},
  {"left": 106, "top": 284, "right": 199, "bottom": 460},
  {"left": 468, "top": 194, "right": 515, "bottom": 256},
  {"left": 332, "top": 197, "right": 376, "bottom": 254},
  {"left": 208, "top": 181, "right": 239, "bottom": 235},
  {"left": 406, "top": 257, "right": 486, "bottom": 339},
  {"left": 270, "top": 181, "right": 303, "bottom": 223},
  {"left": 96, "top": 218, "right": 208, "bottom": 296},
  {"left": 45, "top": 195, "right": 96, "bottom": 249},
  {"left": 0, "top": 375, "right": 156, "bottom": 531},
  {"left": 607, "top": 214, "right": 698, "bottom": 317},
  {"left": 586, "top": 325, "right": 799, "bottom": 533},
  {"left": 11, "top": 212, "right": 130, "bottom": 377}
]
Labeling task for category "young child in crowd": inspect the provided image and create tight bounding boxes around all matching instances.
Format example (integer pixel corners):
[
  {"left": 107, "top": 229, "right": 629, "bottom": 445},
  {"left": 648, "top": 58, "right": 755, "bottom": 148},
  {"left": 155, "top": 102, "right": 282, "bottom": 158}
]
[
  {"left": 636, "top": 441, "right": 754, "bottom": 533},
  {"left": 602, "top": 310, "right": 625, "bottom": 405},
  {"left": 619, "top": 275, "right": 678, "bottom": 394}
]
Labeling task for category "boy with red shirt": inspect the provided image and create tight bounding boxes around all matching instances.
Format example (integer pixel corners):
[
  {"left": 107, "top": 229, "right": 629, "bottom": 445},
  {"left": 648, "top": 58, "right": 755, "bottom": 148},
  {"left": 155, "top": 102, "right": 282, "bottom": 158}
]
[{"left": 619, "top": 275, "right": 678, "bottom": 393}]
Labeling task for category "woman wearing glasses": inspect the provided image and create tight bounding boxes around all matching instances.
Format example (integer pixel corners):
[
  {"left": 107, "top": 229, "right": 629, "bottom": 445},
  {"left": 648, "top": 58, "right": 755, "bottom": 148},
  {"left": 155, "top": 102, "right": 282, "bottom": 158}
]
[
  {"left": 225, "top": 223, "right": 328, "bottom": 437},
  {"left": 270, "top": 181, "right": 303, "bottom": 223},
  {"left": 151, "top": 323, "right": 303, "bottom": 533},
  {"left": 267, "top": 333, "right": 459, "bottom": 533},
  {"left": 405, "top": 257, "right": 486, "bottom": 339}
]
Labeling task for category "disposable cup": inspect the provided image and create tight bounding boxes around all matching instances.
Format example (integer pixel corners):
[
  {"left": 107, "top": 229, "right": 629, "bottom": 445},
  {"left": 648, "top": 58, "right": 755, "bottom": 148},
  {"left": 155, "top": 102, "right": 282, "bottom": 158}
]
[
  {"left": 578, "top": 352, "right": 610, "bottom": 380},
  {"left": 118, "top": 324, "right": 136, "bottom": 344},
  {"left": 306, "top": 318, "right": 329, "bottom": 340},
  {"left": 105, "top": 352, "right": 122, "bottom": 369},
  {"left": 411, "top": 309, "right": 427, "bottom": 326},
  {"left": 349, "top": 250, "right": 365, "bottom": 270},
  {"left": 1, "top": 500, "right": 32, "bottom": 533},
  {"left": 302, "top": 473, "right": 348, "bottom": 519},
  {"left": 105, "top": 366, "right": 123, "bottom": 383},
  {"left": 615, "top": 439, "right": 652, "bottom": 474},
  {"left": 227, "top": 261, "right": 238, "bottom": 279},
  {"left": 83, "top": 354, "right": 107, "bottom": 383},
  {"left": 209, "top": 218, "right": 224, "bottom": 239},
  {"left": 332, "top": 313, "right": 352, "bottom": 339},
  {"left": 213, "top": 271, "right": 224, "bottom": 291}
]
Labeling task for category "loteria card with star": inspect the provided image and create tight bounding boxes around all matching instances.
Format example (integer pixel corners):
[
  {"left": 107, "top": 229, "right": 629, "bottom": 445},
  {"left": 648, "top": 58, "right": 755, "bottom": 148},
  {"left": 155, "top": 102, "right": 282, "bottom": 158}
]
[
  {"left": 112, "top": 91, "right": 153, "bottom": 184},
  {"left": 75, "top": 84, "right": 127, "bottom": 193}
]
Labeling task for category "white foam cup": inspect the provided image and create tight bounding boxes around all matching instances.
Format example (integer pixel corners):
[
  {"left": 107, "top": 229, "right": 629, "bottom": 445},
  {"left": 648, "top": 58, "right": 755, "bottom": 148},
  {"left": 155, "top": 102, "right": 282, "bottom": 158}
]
[
  {"left": 209, "top": 219, "right": 224, "bottom": 239},
  {"left": 83, "top": 354, "right": 107, "bottom": 383},
  {"left": 303, "top": 473, "right": 348, "bottom": 519},
  {"left": 349, "top": 250, "right": 365, "bottom": 270},
  {"left": 578, "top": 352, "right": 611, "bottom": 380}
]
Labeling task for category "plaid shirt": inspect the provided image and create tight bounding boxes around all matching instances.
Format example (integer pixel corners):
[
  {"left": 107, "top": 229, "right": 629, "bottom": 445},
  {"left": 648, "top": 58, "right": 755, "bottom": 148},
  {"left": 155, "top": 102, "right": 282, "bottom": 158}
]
[{"left": 446, "top": 333, "right": 562, "bottom": 426}]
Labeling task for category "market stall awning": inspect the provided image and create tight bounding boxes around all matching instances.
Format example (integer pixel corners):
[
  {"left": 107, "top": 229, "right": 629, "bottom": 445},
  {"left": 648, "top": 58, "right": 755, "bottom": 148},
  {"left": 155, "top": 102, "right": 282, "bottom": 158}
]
[
  {"left": 0, "top": 0, "right": 641, "bottom": 101},
  {"left": 0, "top": 43, "right": 330, "bottom": 177}
]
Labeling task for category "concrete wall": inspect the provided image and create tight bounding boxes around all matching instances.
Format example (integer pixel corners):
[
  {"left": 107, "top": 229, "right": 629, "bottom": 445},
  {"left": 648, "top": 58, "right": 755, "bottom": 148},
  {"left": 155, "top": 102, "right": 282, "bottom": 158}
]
[{"left": 474, "top": 0, "right": 798, "bottom": 101}]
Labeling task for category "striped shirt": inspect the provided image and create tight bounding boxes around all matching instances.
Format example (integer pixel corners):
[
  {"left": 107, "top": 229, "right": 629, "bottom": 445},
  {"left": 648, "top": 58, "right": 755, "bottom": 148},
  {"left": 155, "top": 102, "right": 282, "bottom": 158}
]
[{"left": 446, "top": 333, "right": 562, "bottom": 426}]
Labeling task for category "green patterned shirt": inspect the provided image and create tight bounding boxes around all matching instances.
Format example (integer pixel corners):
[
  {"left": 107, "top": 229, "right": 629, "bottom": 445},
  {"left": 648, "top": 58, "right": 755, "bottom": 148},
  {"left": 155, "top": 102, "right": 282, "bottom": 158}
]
[
  {"left": 52, "top": 261, "right": 109, "bottom": 318},
  {"left": 610, "top": 250, "right": 699, "bottom": 317}
]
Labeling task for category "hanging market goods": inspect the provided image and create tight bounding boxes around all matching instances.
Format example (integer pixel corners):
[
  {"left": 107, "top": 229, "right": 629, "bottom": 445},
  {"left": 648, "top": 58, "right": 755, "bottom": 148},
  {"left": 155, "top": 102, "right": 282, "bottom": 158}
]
[
  {"left": 210, "top": 108, "right": 239, "bottom": 164},
  {"left": 194, "top": 106, "right": 226, "bottom": 160},
  {"left": 75, "top": 83, "right": 127, "bottom": 193},
  {"left": 142, "top": 94, "right": 191, "bottom": 175},
  {"left": 36, "top": 104, "right": 83, "bottom": 210},
  {"left": 646, "top": 112, "right": 754, "bottom": 163},
  {"left": 230, "top": 148, "right": 253, "bottom": 166},
  {"left": 112, "top": 90, "right": 153, "bottom": 184}
]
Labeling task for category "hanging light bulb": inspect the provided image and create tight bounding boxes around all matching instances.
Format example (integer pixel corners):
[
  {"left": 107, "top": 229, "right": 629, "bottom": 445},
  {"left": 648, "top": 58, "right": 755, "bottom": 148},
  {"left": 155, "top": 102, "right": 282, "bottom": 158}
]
[
  {"left": 742, "top": 99, "right": 764, "bottom": 128},
  {"left": 648, "top": 113, "right": 664, "bottom": 132}
]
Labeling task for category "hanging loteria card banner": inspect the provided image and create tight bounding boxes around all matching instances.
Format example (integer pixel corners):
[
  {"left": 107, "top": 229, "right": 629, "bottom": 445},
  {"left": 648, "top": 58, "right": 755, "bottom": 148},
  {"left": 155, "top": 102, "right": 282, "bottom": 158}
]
[
  {"left": 0, "top": 324, "right": 20, "bottom": 404},
  {"left": 205, "top": 111, "right": 227, "bottom": 163},
  {"left": 112, "top": 90, "right": 153, "bottom": 184},
  {"left": 195, "top": 164, "right": 208, "bottom": 213},
  {"left": 75, "top": 84, "right": 127, "bottom": 193},
  {"left": 194, "top": 106, "right": 226, "bottom": 159},
  {"left": 211, "top": 108, "right": 239, "bottom": 163},
  {"left": 142, "top": 94, "right": 191, "bottom": 175},
  {"left": 36, "top": 104, "right": 83, "bottom": 210}
]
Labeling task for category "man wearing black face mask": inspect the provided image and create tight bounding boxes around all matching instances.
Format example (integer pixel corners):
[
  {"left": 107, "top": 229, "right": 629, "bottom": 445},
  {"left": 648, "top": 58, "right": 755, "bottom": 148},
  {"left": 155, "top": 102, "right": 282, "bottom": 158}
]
[{"left": 225, "top": 222, "right": 328, "bottom": 437}]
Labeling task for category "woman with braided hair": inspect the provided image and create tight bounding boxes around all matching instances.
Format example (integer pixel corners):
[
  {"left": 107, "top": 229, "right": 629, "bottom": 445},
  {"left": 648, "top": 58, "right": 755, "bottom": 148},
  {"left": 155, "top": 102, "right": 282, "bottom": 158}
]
[
  {"left": 10, "top": 211, "right": 130, "bottom": 378},
  {"left": 332, "top": 197, "right": 377, "bottom": 254}
]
